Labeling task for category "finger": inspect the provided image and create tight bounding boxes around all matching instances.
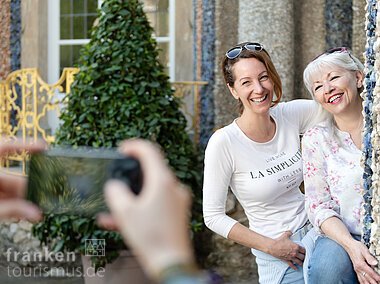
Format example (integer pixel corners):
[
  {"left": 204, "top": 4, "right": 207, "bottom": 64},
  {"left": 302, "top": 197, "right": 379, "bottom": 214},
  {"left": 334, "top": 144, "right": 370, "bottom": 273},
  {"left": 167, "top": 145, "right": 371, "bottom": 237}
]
[
  {"left": 357, "top": 274, "right": 365, "bottom": 284},
  {"left": 363, "top": 268, "right": 380, "bottom": 283},
  {"left": 358, "top": 272, "right": 375, "bottom": 284},
  {"left": 299, "top": 246, "right": 306, "bottom": 255},
  {"left": 0, "top": 140, "right": 46, "bottom": 156},
  {"left": 0, "top": 174, "right": 26, "bottom": 198},
  {"left": 0, "top": 200, "right": 41, "bottom": 222},
  {"left": 104, "top": 179, "right": 135, "bottom": 222},
  {"left": 118, "top": 139, "right": 175, "bottom": 193},
  {"left": 286, "top": 261, "right": 298, "bottom": 271},
  {"left": 96, "top": 213, "right": 119, "bottom": 231},
  {"left": 296, "top": 252, "right": 305, "bottom": 261},
  {"left": 282, "top": 231, "right": 293, "bottom": 238},
  {"left": 176, "top": 183, "right": 192, "bottom": 214},
  {"left": 363, "top": 249, "right": 378, "bottom": 267},
  {"left": 358, "top": 271, "right": 377, "bottom": 284},
  {"left": 293, "top": 258, "right": 303, "bottom": 267}
]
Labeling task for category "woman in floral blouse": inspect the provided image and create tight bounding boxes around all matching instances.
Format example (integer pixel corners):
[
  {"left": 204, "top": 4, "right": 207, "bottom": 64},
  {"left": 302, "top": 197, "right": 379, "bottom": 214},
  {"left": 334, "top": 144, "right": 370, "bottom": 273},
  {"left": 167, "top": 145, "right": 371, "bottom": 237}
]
[{"left": 302, "top": 48, "right": 380, "bottom": 284}]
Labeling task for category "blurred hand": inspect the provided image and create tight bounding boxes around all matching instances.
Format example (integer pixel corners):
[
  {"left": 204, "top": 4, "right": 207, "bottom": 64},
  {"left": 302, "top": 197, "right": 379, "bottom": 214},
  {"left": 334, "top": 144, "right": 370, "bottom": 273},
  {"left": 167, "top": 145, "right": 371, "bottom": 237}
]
[
  {"left": 98, "top": 139, "right": 194, "bottom": 279},
  {"left": 0, "top": 141, "right": 43, "bottom": 221},
  {"left": 268, "top": 231, "right": 306, "bottom": 270},
  {"left": 347, "top": 240, "right": 380, "bottom": 284}
]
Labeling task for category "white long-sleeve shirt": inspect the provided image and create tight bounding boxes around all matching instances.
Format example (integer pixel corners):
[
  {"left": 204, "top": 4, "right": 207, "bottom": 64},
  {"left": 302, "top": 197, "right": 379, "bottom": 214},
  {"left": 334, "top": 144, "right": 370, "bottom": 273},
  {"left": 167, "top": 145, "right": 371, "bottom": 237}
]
[{"left": 203, "top": 99, "right": 320, "bottom": 239}]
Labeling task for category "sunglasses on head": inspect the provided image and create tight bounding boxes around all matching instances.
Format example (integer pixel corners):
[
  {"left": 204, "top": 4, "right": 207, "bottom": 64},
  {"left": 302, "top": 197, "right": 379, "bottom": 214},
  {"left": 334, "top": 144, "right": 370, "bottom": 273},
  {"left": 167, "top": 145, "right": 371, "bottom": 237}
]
[
  {"left": 225, "top": 42, "right": 264, "bottom": 59},
  {"left": 312, "top": 47, "right": 352, "bottom": 61}
]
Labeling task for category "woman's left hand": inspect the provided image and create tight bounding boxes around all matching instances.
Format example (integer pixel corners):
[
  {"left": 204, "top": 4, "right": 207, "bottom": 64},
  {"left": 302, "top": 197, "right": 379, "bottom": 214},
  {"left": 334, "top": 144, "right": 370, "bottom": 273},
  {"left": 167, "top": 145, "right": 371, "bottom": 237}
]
[{"left": 347, "top": 240, "right": 380, "bottom": 284}]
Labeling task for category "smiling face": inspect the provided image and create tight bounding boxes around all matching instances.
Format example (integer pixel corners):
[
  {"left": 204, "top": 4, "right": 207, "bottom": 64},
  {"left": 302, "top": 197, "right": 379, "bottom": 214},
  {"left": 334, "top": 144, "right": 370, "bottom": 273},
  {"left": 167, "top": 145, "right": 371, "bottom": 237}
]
[
  {"left": 227, "top": 57, "right": 274, "bottom": 115},
  {"left": 311, "top": 65, "right": 363, "bottom": 116}
]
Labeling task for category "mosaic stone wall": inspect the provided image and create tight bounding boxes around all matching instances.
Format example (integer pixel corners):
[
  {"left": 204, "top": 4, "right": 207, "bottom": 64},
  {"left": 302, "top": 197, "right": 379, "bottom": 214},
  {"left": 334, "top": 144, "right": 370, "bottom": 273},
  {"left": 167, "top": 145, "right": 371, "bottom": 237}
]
[
  {"left": 0, "top": 0, "right": 11, "bottom": 80},
  {"left": 325, "top": 0, "right": 353, "bottom": 48},
  {"left": 194, "top": 0, "right": 216, "bottom": 148},
  {"left": 0, "top": 0, "right": 21, "bottom": 80},
  {"left": 362, "top": 0, "right": 380, "bottom": 271},
  {"left": 10, "top": 0, "right": 21, "bottom": 71}
]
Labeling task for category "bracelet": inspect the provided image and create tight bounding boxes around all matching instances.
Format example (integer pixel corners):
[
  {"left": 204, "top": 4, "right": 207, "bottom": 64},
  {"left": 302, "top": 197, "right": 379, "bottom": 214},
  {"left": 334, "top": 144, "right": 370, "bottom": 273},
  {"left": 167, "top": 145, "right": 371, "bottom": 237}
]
[
  {"left": 157, "top": 262, "right": 223, "bottom": 284},
  {"left": 157, "top": 262, "right": 200, "bottom": 281}
]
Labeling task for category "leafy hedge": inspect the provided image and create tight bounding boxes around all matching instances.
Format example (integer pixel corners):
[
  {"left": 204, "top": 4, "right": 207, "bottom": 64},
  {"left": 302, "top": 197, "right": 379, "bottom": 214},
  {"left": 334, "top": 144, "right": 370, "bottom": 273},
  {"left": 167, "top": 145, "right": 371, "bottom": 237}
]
[{"left": 32, "top": 0, "right": 201, "bottom": 269}]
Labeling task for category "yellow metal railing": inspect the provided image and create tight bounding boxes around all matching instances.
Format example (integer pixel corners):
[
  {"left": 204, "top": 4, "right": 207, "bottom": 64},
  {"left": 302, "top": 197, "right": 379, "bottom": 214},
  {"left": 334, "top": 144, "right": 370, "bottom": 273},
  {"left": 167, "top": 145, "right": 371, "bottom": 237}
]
[
  {"left": 0, "top": 68, "right": 206, "bottom": 173},
  {"left": 0, "top": 68, "right": 79, "bottom": 173}
]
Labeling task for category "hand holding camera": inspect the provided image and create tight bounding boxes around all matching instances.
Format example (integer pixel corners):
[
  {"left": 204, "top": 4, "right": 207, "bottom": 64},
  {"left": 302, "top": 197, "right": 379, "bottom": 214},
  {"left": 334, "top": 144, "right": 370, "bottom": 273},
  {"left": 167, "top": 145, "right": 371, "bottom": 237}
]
[{"left": 99, "top": 139, "right": 195, "bottom": 280}]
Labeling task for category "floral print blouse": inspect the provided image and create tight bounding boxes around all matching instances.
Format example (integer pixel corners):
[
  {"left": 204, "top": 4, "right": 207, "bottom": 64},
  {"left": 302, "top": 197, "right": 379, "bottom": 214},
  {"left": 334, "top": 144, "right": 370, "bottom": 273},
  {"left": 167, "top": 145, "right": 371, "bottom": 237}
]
[{"left": 301, "top": 125, "right": 363, "bottom": 235}]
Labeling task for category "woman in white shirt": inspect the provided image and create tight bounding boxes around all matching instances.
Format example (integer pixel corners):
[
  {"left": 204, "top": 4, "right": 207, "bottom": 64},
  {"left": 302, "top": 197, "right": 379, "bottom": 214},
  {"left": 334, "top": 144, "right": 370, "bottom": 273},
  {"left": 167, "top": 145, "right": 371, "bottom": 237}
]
[
  {"left": 302, "top": 47, "right": 380, "bottom": 283},
  {"left": 203, "top": 42, "right": 340, "bottom": 283}
]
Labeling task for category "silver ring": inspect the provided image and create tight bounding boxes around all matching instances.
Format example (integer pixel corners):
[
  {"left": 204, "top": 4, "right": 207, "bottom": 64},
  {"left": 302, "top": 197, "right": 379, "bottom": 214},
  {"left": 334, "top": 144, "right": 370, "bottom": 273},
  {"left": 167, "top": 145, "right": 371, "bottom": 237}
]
[{"left": 362, "top": 272, "right": 366, "bottom": 277}]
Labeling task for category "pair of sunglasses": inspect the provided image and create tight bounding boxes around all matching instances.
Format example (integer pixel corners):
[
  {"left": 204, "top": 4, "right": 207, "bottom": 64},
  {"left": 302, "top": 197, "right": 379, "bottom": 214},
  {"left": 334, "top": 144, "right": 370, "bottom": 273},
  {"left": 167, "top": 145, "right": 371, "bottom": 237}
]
[
  {"left": 312, "top": 47, "right": 352, "bottom": 61},
  {"left": 225, "top": 42, "right": 264, "bottom": 59}
]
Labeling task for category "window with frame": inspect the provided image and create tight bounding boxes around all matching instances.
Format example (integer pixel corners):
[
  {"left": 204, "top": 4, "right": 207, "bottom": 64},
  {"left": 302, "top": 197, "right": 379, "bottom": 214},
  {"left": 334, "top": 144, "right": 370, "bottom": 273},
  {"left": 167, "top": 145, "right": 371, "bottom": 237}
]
[
  {"left": 48, "top": 0, "right": 175, "bottom": 83},
  {"left": 59, "top": 0, "right": 99, "bottom": 74}
]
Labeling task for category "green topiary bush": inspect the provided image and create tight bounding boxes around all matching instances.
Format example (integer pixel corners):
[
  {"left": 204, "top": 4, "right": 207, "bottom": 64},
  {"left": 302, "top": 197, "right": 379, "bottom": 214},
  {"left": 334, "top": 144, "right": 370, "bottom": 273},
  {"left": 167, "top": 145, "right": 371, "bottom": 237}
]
[{"left": 32, "top": 0, "right": 202, "bottom": 269}]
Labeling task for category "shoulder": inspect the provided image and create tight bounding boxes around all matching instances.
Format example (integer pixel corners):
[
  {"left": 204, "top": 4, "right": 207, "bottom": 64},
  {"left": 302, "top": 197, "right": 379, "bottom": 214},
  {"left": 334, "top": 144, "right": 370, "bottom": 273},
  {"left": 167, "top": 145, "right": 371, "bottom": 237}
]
[
  {"left": 274, "top": 99, "right": 317, "bottom": 113},
  {"left": 271, "top": 100, "right": 319, "bottom": 124},
  {"left": 302, "top": 124, "right": 330, "bottom": 145},
  {"left": 206, "top": 122, "right": 236, "bottom": 150}
]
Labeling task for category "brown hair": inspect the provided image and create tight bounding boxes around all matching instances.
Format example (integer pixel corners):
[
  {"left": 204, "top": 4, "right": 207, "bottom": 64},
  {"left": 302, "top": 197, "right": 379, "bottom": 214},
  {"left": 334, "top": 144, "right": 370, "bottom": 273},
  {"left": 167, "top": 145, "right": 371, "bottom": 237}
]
[{"left": 221, "top": 42, "right": 282, "bottom": 114}]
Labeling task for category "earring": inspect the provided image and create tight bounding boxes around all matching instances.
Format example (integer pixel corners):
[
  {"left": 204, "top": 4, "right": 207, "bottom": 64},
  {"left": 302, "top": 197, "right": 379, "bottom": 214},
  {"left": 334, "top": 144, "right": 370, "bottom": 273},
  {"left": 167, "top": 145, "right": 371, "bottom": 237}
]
[{"left": 357, "top": 81, "right": 362, "bottom": 88}]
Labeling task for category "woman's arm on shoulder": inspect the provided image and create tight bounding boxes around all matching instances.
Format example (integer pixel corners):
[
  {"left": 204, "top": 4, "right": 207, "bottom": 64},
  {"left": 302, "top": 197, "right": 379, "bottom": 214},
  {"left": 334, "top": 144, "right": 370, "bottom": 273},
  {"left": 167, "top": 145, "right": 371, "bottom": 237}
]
[{"left": 279, "top": 99, "right": 329, "bottom": 133}]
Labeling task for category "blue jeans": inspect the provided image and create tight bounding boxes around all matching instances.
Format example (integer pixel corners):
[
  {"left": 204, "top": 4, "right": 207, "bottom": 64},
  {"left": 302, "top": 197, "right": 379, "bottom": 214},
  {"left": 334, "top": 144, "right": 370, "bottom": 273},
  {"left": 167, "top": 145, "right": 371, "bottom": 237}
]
[
  {"left": 282, "top": 264, "right": 304, "bottom": 284},
  {"left": 307, "top": 236, "right": 358, "bottom": 284}
]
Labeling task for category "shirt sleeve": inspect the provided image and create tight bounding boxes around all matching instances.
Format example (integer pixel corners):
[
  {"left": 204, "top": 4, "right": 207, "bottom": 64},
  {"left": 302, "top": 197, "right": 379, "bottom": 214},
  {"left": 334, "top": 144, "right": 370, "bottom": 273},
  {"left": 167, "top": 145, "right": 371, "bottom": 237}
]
[
  {"left": 301, "top": 127, "right": 341, "bottom": 234},
  {"left": 280, "top": 99, "right": 326, "bottom": 134},
  {"left": 202, "top": 130, "right": 238, "bottom": 238}
]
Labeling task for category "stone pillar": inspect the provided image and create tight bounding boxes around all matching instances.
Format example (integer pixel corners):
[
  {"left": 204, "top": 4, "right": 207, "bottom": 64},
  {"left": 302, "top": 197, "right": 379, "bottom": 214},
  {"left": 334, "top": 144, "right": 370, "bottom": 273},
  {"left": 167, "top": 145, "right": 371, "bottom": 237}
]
[
  {"left": 175, "top": 0, "right": 194, "bottom": 81},
  {"left": 213, "top": 0, "right": 239, "bottom": 129},
  {"left": 294, "top": 0, "right": 326, "bottom": 98},
  {"left": 21, "top": 0, "right": 48, "bottom": 81},
  {"left": 239, "top": 0, "right": 294, "bottom": 101},
  {"left": 352, "top": 0, "right": 367, "bottom": 60}
]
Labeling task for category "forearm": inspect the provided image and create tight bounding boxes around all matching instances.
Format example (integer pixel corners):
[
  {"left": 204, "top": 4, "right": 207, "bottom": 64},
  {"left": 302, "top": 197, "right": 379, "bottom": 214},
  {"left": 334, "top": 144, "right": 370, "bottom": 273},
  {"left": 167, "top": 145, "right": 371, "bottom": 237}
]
[
  {"left": 227, "top": 222, "right": 273, "bottom": 253},
  {"left": 320, "top": 216, "right": 356, "bottom": 251},
  {"left": 227, "top": 222, "right": 305, "bottom": 269}
]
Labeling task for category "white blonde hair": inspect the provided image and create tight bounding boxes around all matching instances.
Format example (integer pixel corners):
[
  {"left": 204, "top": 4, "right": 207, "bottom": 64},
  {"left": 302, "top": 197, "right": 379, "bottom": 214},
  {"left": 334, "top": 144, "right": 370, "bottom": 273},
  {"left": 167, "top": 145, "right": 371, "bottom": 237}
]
[
  {"left": 303, "top": 50, "right": 364, "bottom": 98},
  {"left": 303, "top": 49, "right": 365, "bottom": 137}
]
